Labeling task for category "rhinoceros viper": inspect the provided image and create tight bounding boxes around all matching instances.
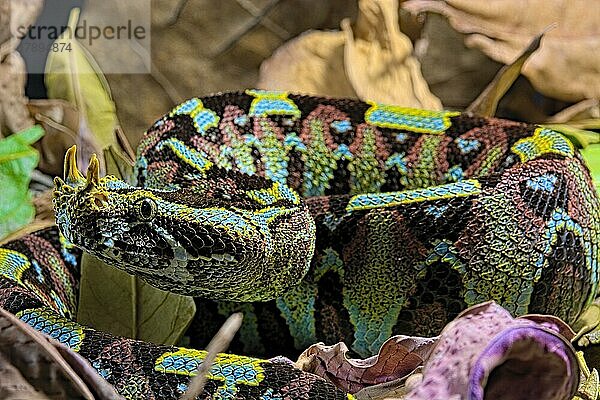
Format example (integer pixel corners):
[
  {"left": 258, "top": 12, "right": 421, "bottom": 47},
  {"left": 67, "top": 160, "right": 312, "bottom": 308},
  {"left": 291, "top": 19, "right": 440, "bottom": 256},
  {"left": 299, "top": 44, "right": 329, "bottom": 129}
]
[{"left": 1, "top": 90, "right": 598, "bottom": 399}]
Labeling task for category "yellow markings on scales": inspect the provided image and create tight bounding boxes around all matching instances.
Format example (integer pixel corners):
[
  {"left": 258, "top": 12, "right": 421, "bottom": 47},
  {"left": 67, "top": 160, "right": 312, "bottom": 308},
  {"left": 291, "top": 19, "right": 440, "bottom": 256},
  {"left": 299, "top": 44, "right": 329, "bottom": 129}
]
[
  {"left": 254, "top": 207, "right": 299, "bottom": 223},
  {"left": 16, "top": 307, "right": 85, "bottom": 351},
  {"left": 155, "top": 347, "right": 266, "bottom": 395},
  {"left": 246, "top": 182, "right": 300, "bottom": 205},
  {"left": 364, "top": 102, "right": 460, "bottom": 134},
  {"left": 158, "top": 138, "right": 214, "bottom": 174},
  {"left": 511, "top": 127, "right": 574, "bottom": 163},
  {"left": 166, "top": 205, "right": 256, "bottom": 238},
  {"left": 170, "top": 98, "right": 220, "bottom": 135},
  {"left": 0, "top": 248, "right": 30, "bottom": 284},
  {"left": 346, "top": 179, "right": 482, "bottom": 212},
  {"left": 246, "top": 89, "right": 302, "bottom": 118}
]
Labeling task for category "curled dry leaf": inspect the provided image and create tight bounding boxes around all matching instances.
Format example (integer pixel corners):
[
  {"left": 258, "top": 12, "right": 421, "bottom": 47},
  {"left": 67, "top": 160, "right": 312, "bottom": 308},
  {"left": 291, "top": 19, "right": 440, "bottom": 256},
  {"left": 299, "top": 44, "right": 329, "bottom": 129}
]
[
  {"left": 0, "top": 1, "right": 8, "bottom": 45},
  {"left": 403, "top": 0, "right": 600, "bottom": 102},
  {"left": 259, "top": 30, "right": 355, "bottom": 98},
  {"left": 406, "top": 302, "right": 579, "bottom": 400},
  {"left": 258, "top": 0, "right": 442, "bottom": 108},
  {"left": 415, "top": 13, "right": 503, "bottom": 110},
  {"left": 299, "top": 302, "right": 583, "bottom": 400},
  {"left": 573, "top": 290, "right": 600, "bottom": 371},
  {"left": 0, "top": 351, "right": 50, "bottom": 400},
  {"left": 0, "top": 0, "right": 43, "bottom": 137},
  {"left": 0, "top": 306, "right": 123, "bottom": 400},
  {"left": 297, "top": 335, "right": 437, "bottom": 394}
]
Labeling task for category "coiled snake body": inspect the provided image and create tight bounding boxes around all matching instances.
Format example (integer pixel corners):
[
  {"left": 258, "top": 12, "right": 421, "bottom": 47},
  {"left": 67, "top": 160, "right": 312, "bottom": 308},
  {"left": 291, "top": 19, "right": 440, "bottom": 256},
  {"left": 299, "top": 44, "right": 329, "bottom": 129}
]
[{"left": 1, "top": 90, "right": 599, "bottom": 398}]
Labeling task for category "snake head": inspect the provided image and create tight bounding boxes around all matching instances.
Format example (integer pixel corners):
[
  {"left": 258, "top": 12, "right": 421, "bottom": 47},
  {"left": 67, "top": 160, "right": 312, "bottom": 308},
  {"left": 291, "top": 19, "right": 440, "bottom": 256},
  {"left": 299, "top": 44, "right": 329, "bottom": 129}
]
[{"left": 53, "top": 145, "right": 315, "bottom": 301}]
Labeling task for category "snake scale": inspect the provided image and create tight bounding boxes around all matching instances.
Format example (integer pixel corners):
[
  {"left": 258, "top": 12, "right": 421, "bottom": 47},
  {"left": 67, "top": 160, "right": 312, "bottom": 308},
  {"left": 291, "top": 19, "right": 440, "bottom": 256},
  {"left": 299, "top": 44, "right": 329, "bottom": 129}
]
[{"left": 1, "top": 89, "right": 599, "bottom": 399}]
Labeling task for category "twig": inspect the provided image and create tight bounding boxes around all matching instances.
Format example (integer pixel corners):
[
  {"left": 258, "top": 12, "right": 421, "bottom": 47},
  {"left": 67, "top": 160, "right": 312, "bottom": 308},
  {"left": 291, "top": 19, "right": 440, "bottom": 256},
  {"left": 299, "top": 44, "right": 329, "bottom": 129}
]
[
  {"left": 155, "top": 0, "right": 191, "bottom": 27},
  {"left": 546, "top": 99, "right": 600, "bottom": 124},
  {"left": 148, "top": 59, "right": 185, "bottom": 106},
  {"left": 180, "top": 313, "right": 243, "bottom": 400},
  {"left": 466, "top": 25, "right": 553, "bottom": 117},
  {"left": 211, "top": 0, "right": 282, "bottom": 56},
  {"left": 235, "top": 0, "right": 290, "bottom": 40}
]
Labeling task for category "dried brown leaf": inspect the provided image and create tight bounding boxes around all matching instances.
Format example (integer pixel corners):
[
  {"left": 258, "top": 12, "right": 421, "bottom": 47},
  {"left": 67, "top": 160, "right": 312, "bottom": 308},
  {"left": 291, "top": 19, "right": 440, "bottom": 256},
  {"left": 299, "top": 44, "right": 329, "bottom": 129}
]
[
  {"left": 343, "top": 0, "right": 442, "bottom": 108},
  {"left": 0, "top": 51, "right": 34, "bottom": 136},
  {"left": 573, "top": 299, "right": 600, "bottom": 370},
  {"left": 0, "top": 217, "right": 54, "bottom": 246},
  {"left": 85, "top": 0, "right": 356, "bottom": 145},
  {"left": 354, "top": 371, "right": 423, "bottom": 400},
  {"left": 3, "top": 0, "right": 44, "bottom": 45},
  {"left": 573, "top": 352, "right": 599, "bottom": 400},
  {"left": 297, "top": 335, "right": 437, "bottom": 394},
  {"left": 403, "top": 0, "right": 600, "bottom": 102},
  {"left": 0, "top": 351, "right": 51, "bottom": 399},
  {"left": 258, "top": 30, "right": 356, "bottom": 98},
  {"left": 259, "top": 0, "right": 441, "bottom": 108},
  {"left": 298, "top": 303, "right": 585, "bottom": 399}
]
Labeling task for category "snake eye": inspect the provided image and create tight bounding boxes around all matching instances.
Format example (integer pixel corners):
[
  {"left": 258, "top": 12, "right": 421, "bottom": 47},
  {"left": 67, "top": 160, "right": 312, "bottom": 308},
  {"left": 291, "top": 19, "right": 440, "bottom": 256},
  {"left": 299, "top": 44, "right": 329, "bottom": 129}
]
[
  {"left": 136, "top": 198, "right": 157, "bottom": 221},
  {"left": 93, "top": 193, "right": 109, "bottom": 209}
]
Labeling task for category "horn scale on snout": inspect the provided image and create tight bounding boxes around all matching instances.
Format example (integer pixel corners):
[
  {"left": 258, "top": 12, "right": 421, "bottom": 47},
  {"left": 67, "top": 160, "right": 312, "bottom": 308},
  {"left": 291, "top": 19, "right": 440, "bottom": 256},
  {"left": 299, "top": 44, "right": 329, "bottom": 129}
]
[
  {"left": 60, "top": 145, "right": 100, "bottom": 187},
  {"left": 86, "top": 154, "right": 100, "bottom": 186},
  {"left": 64, "top": 145, "right": 85, "bottom": 184}
]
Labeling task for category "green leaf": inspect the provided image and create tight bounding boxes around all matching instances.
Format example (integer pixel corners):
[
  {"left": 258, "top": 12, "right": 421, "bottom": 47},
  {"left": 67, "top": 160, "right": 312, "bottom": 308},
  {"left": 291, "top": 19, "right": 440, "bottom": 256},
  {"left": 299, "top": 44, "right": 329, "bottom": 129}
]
[
  {"left": 77, "top": 256, "right": 196, "bottom": 344},
  {"left": 44, "top": 8, "right": 118, "bottom": 153},
  {"left": 0, "top": 126, "right": 44, "bottom": 240},
  {"left": 466, "top": 29, "right": 546, "bottom": 117},
  {"left": 581, "top": 144, "right": 600, "bottom": 196}
]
